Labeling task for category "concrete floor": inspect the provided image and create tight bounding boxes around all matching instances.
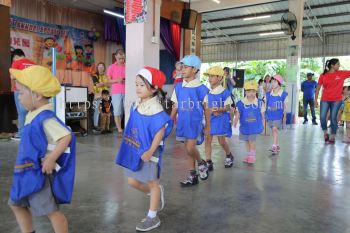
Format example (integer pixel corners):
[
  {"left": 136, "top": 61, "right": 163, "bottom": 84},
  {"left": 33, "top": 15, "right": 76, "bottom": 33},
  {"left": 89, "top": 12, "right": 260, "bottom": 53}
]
[{"left": 1, "top": 124, "right": 350, "bottom": 233}]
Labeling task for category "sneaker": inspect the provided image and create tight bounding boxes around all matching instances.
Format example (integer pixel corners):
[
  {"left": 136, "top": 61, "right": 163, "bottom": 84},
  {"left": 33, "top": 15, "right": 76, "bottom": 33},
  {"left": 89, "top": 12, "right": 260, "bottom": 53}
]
[
  {"left": 303, "top": 120, "right": 308, "bottom": 124},
  {"left": 180, "top": 175, "right": 199, "bottom": 187},
  {"left": 198, "top": 161, "right": 209, "bottom": 180},
  {"left": 312, "top": 121, "right": 318, "bottom": 125},
  {"left": 324, "top": 133, "right": 329, "bottom": 143},
  {"left": 106, "top": 130, "right": 113, "bottom": 134},
  {"left": 246, "top": 156, "right": 256, "bottom": 164},
  {"left": 11, "top": 133, "right": 21, "bottom": 141},
  {"left": 269, "top": 146, "right": 278, "bottom": 155},
  {"left": 342, "top": 138, "right": 350, "bottom": 143},
  {"left": 243, "top": 155, "right": 250, "bottom": 163},
  {"left": 206, "top": 160, "right": 214, "bottom": 171},
  {"left": 136, "top": 216, "right": 161, "bottom": 232},
  {"left": 276, "top": 145, "right": 281, "bottom": 152},
  {"left": 159, "top": 185, "right": 165, "bottom": 212},
  {"left": 327, "top": 137, "right": 335, "bottom": 144},
  {"left": 224, "top": 154, "right": 234, "bottom": 168},
  {"left": 101, "top": 130, "right": 108, "bottom": 134}
]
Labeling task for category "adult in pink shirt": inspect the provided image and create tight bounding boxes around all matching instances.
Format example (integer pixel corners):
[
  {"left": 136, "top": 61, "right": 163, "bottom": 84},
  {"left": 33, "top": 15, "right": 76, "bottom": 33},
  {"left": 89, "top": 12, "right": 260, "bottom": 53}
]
[
  {"left": 107, "top": 49, "right": 125, "bottom": 133},
  {"left": 315, "top": 58, "right": 350, "bottom": 144}
]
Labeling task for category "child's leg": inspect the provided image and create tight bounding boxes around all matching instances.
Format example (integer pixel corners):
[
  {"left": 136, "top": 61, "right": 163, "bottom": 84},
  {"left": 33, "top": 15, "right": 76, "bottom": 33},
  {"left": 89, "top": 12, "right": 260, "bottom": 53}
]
[
  {"left": 249, "top": 140, "right": 256, "bottom": 154},
  {"left": 347, "top": 122, "right": 350, "bottom": 138},
  {"left": 185, "top": 139, "right": 202, "bottom": 169},
  {"left": 218, "top": 136, "right": 230, "bottom": 155},
  {"left": 10, "top": 205, "right": 34, "bottom": 233},
  {"left": 272, "top": 126, "right": 279, "bottom": 145},
  {"left": 148, "top": 180, "right": 160, "bottom": 212},
  {"left": 128, "top": 177, "right": 150, "bottom": 194},
  {"left": 101, "top": 113, "right": 107, "bottom": 130},
  {"left": 106, "top": 113, "right": 111, "bottom": 130},
  {"left": 204, "top": 135, "right": 213, "bottom": 161},
  {"left": 245, "top": 141, "right": 250, "bottom": 153},
  {"left": 47, "top": 211, "right": 68, "bottom": 233}
]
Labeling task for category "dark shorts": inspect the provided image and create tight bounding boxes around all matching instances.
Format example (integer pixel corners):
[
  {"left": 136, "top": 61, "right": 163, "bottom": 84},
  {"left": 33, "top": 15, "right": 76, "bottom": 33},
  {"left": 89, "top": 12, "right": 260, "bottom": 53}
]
[{"left": 8, "top": 178, "right": 59, "bottom": 217}]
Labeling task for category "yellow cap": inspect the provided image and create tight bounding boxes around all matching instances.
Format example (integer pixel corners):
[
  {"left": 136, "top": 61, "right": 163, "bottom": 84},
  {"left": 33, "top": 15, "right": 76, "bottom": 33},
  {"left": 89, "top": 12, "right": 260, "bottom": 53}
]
[
  {"left": 244, "top": 80, "right": 258, "bottom": 91},
  {"left": 9, "top": 65, "right": 61, "bottom": 97},
  {"left": 203, "top": 66, "right": 224, "bottom": 77}
]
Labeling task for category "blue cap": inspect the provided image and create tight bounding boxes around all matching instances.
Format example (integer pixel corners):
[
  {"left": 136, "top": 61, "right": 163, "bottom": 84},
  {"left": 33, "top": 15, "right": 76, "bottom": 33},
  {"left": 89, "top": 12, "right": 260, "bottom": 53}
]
[{"left": 180, "top": 55, "right": 201, "bottom": 69}]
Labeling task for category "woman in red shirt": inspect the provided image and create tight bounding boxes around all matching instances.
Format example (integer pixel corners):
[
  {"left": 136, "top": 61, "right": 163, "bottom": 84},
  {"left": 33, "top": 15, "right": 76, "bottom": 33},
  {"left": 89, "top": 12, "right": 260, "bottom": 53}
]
[{"left": 315, "top": 58, "right": 350, "bottom": 144}]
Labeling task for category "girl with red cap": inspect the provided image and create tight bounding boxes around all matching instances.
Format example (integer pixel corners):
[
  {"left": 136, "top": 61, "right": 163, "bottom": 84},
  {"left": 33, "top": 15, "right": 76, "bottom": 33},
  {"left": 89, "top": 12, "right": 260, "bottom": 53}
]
[
  {"left": 265, "top": 74, "right": 288, "bottom": 155},
  {"left": 115, "top": 67, "right": 173, "bottom": 232}
]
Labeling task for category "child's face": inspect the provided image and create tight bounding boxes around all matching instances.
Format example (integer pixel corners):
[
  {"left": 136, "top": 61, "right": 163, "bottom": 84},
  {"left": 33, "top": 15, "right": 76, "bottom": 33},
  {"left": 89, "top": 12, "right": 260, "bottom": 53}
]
[
  {"left": 135, "top": 76, "right": 154, "bottom": 100},
  {"left": 208, "top": 75, "right": 222, "bottom": 87},
  {"left": 181, "top": 65, "right": 197, "bottom": 79},
  {"left": 271, "top": 79, "right": 280, "bottom": 89},
  {"left": 16, "top": 82, "right": 36, "bottom": 111},
  {"left": 245, "top": 89, "right": 256, "bottom": 98},
  {"left": 176, "top": 63, "right": 182, "bottom": 71},
  {"left": 102, "top": 94, "right": 109, "bottom": 100}
]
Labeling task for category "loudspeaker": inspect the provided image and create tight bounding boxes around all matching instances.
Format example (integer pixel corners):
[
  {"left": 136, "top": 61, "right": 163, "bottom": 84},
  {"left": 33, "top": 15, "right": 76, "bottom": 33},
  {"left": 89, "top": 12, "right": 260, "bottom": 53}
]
[
  {"left": 232, "top": 69, "right": 245, "bottom": 88},
  {"left": 181, "top": 9, "right": 198, "bottom": 30}
]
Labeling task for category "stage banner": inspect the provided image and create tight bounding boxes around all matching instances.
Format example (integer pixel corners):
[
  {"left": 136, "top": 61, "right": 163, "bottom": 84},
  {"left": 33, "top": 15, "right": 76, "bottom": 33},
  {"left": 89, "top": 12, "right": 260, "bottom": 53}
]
[
  {"left": 125, "top": 0, "right": 147, "bottom": 24},
  {"left": 10, "top": 15, "right": 95, "bottom": 72}
]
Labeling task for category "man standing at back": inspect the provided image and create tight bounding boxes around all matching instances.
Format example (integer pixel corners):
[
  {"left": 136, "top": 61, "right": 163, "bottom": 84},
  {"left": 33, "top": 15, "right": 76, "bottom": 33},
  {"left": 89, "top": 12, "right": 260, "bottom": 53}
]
[{"left": 301, "top": 72, "right": 318, "bottom": 125}]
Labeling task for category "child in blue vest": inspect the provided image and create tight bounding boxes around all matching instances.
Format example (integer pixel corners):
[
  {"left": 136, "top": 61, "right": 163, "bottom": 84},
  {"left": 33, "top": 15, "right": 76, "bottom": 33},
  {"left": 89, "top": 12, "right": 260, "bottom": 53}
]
[
  {"left": 8, "top": 66, "right": 75, "bottom": 233},
  {"left": 116, "top": 67, "right": 173, "bottom": 231},
  {"left": 170, "top": 55, "right": 210, "bottom": 187},
  {"left": 265, "top": 74, "right": 288, "bottom": 154},
  {"left": 234, "top": 80, "right": 265, "bottom": 164},
  {"left": 203, "top": 66, "right": 234, "bottom": 170}
]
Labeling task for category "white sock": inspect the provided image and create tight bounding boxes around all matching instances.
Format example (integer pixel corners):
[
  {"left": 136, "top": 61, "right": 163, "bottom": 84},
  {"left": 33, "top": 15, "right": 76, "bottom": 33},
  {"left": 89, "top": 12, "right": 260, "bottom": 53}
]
[{"left": 147, "top": 210, "right": 157, "bottom": 218}]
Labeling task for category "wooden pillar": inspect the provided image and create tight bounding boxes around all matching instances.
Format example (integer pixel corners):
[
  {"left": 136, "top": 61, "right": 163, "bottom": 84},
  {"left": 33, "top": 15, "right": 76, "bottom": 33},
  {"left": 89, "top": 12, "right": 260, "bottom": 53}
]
[{"left": 183, "top": 13, "right": 201, "bottom": 57}]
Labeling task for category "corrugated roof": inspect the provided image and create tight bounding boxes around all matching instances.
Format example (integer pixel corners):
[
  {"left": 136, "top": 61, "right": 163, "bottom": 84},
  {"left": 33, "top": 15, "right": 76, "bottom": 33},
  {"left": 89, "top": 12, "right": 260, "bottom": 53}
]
[{"left": 202, "top": 0, "right": 350, "bottom": 45}]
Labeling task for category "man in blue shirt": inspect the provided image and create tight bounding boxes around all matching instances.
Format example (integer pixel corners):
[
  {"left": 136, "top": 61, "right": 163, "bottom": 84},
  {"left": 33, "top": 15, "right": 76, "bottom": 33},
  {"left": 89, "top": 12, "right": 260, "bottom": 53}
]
[{"left": 301, "top": 72, "right": 318, "bottom": 125}]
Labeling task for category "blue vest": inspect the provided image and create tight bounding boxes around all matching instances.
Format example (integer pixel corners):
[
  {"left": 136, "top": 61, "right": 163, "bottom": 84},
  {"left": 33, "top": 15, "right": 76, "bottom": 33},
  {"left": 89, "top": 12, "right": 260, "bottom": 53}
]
[
  {"left": 174, "top": 82, "right": 209, "bottom": 144},
  {"left": 116, "top": 105, "right": 173, "bottom": 175},
  {"left": 207, "top": 89, "right": 232, "bottom": 137},
  {"left": 237, "top": 99, "right": 264, "bottom": 135},
  {"left": 265, "top": 91, "right": 288, "bottom": 121},
  {"left": 10, "top": 110, "right": 76, "bottom": 204}
]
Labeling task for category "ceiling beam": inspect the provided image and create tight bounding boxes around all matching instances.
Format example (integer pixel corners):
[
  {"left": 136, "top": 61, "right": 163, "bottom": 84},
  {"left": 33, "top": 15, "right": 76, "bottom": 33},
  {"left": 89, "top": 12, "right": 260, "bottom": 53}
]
[
  {"left": 190, "top": 0, "right": 284, "bottom": 13},
  {"left": 204, "top": 0, "right": 350, "bottom": 23},
  {"left": 202, "top": 21, "right": 350, "bottom": 39},
  {"left": 202, "top": 12, "right": 350, "bottom": 32}
]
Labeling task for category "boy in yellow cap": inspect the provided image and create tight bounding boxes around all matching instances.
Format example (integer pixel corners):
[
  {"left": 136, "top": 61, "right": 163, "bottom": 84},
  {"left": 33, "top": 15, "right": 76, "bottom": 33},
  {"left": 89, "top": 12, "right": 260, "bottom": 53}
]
[
  {"left": 234, "top": 80, "right": 265, "bottom": 164},
  {"left": 8, "top": 65, "right": 75, "bottom": 233},
  {"left": 203, "top": 66, "right": 234, "bottom": 170}
]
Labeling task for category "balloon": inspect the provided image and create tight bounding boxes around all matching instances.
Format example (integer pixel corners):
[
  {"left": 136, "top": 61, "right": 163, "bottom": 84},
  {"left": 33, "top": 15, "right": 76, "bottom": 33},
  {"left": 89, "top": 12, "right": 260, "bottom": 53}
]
[
  {"left": 93, "top": 35, "right": 97, "bottom": 41},
  {"left": 95, "top": 32, "right": 100, "bottom": 38},
  {"left": 88, "top": 31, "right": 94, "bottom": 38},
  {"left": 92, "top": 27, "right": 96, "bottom": 32}
]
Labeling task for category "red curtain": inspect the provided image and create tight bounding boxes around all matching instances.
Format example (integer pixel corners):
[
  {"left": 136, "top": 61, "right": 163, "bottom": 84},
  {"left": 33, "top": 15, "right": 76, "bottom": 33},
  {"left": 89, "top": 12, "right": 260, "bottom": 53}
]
[{"left": 170, "top": 22, "right": 181, "bottom": 61}]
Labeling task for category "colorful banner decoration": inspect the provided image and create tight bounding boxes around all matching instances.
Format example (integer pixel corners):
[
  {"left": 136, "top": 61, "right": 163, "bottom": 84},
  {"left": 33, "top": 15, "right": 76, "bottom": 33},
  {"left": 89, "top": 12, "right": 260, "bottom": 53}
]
[
  {"left": 10, "top": 15, "right": 96, "bottom": 72},
  {"left": 125, "top": 0, "right": 147, "bottom": 24}
]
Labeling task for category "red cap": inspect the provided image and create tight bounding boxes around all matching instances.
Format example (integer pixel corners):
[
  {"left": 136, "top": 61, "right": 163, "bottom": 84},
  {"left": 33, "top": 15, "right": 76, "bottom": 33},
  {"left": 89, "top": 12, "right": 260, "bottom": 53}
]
[{"left": 137, "top": 66, "right": 166, "bottom": 89}]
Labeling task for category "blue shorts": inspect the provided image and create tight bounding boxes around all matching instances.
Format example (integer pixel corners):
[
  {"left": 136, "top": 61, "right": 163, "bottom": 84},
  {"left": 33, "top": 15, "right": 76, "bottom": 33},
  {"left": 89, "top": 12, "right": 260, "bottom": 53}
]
[{"left": 111, "top": 94, "right": 125, "bottom": 116}]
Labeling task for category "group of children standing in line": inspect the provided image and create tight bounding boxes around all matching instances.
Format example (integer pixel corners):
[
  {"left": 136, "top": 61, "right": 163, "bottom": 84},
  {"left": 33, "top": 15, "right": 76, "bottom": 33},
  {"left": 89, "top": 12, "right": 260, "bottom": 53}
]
[
  {"left": 8, "top": 55, "right": 289, "bottom": 232},
  {"left": 116, "top": 55, "right": 288, "bottom": 231}
]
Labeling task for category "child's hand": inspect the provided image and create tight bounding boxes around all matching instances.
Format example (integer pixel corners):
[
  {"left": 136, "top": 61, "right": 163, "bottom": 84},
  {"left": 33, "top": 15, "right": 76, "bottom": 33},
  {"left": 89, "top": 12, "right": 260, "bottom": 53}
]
[
  {"left": 41, "top": 156, "right": 56, "bottom": 175},
  {"left": 211, "top": 108, "right": 222, "bottom": 116},
  {"left": 233, "top": 120, "right": 238, "bottom": 128},
  {"left": 141, "top": 150, "right": 153, "bottom": 162}
]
